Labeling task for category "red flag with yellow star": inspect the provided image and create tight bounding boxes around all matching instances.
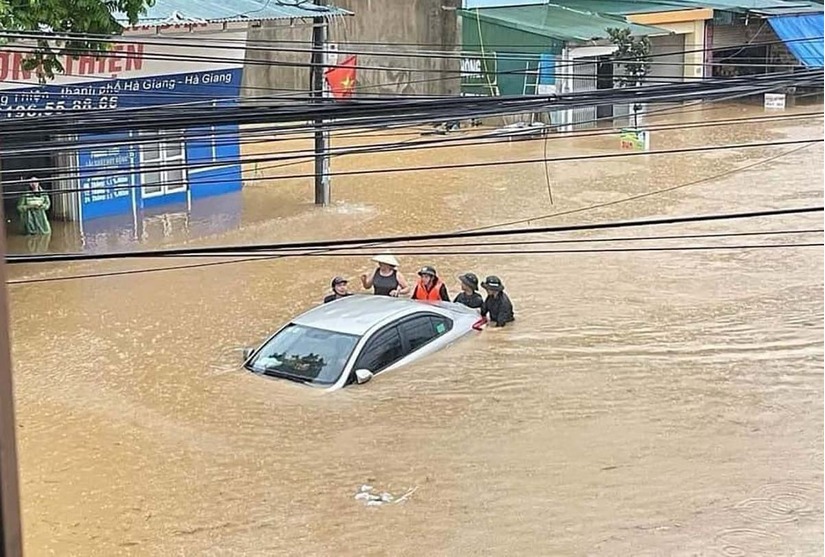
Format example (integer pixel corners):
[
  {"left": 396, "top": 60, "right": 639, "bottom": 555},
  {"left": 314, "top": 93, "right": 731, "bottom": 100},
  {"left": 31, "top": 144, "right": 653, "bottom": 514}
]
[{"left": 325, "top": 55, "right": 357, "bottom": 99}]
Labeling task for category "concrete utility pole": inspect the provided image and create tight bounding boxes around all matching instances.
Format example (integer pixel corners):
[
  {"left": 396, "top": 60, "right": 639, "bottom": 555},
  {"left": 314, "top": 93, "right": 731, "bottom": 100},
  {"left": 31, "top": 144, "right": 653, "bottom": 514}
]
[
  {"left": 310, "top": 0, "right": 330, "bottom": 205},
  {"left": 0, "top": 202, "right": 23, "bottom": 556}
]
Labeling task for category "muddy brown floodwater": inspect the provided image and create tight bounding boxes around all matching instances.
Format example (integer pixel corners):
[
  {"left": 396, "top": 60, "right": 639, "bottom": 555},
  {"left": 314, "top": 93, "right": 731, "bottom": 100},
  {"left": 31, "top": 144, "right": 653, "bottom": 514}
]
[{"left": 6, "top": 102, "right": 824, "bottom": 556}]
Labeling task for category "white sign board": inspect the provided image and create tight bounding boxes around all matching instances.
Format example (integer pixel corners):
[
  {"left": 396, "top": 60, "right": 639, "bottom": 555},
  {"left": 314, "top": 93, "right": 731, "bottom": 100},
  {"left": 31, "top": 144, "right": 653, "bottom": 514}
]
[
  {"left": 0, "top": 30, "right": 248, "bottom": 91},
  {"left": 764, "top": 93, "right": 786, "bottom": 110}
]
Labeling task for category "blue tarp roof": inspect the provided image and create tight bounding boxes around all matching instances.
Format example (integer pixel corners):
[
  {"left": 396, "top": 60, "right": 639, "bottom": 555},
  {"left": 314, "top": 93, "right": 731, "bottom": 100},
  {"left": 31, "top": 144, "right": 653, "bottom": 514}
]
[{"left": 768, "top": 13, "right": 825, "bottom": 67}]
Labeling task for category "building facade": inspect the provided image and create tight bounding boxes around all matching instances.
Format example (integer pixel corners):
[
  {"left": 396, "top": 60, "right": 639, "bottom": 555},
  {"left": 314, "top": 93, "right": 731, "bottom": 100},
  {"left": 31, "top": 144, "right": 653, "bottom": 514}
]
[
  {"left": 0, "top": 1, "right": 350, "bottom": 245},
  {"left": 244, "top": 0, "right": 461, "bottom": 99},
  {"left": 458, "top": 3, "right": 687, "bottom": 128},
  {"left": 0, "top": 26, "right": 247, "bottom": 231}
]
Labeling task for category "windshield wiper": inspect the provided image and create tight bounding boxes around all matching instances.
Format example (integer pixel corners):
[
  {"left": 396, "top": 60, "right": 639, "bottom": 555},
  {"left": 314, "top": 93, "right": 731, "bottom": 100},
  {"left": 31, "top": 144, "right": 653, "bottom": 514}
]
[{"left": 260, "top": 368, "right": 312, "bottom": 384}]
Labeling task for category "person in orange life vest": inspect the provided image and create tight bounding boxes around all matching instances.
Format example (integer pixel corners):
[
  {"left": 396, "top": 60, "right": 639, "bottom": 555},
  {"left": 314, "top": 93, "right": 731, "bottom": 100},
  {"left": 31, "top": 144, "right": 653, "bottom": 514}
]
[{"left": 411, "top": 266, "right": 450, "bottom": 302}]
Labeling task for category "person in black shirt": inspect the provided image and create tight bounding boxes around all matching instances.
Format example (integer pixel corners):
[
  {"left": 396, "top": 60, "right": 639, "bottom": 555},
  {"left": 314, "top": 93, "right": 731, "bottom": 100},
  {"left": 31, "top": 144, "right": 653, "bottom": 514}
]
[
  {"left": 453, "top": 272, "right": 483, "bottom": 309},
  {"left": 360, "top": 254, "right": 410, "bottom": 297},
  {"left": 479, "top": 275, "right": 514, "bottom": 327},
  {"left": 323, "top": 276, "right": 352, "bottom": 303}
]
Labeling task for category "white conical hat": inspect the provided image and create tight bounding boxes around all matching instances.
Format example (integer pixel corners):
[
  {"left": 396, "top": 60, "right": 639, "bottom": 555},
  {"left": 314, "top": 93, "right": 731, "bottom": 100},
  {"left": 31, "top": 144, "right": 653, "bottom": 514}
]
[{"left": 371, "top": 254, "right": 399, "bottom": 267}]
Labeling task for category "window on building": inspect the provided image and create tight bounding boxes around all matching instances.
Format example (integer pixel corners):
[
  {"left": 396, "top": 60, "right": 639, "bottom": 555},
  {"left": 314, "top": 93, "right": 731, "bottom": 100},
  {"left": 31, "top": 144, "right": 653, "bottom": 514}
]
[
  {"left": 189, "top": 101, "right": 225, "bottom": 175},
  {"left": 210, "top": 101, "right": 219, "bottom": 161},
  {"left": 139, "top": 130, "right": 188, "bottom": 197}
]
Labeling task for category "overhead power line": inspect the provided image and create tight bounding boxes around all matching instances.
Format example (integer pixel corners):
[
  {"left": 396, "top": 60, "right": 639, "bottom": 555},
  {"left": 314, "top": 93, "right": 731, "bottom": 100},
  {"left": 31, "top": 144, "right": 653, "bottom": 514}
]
[
  {"left": 6, "top": 143, "right": 817, "bottom": 284},
  {"left": 152, "top": 242, "right": 823, "bottom": 257},
  {"left": 0, "top": 109, "right": 817, "bottom": 161},
  {"left": 0, "top": 67, "right": 818, "bottom": 136},
  {"left": 7, "top": 206, "right": 823, "bottom": 265},
  {"left": 0, "top": 30, "right": 820, "bottom": 74},
  {"left": 1, "top": 137, "right": 820, "bottom": 195},
  {"left": 1, "top": 111, "right": 819, "bottom": 190}
]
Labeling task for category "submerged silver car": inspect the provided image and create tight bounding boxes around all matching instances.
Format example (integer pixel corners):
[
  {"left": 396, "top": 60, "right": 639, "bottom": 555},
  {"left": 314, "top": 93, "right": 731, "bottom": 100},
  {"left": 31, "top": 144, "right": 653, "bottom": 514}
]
[{"left": 243, "top": 295, "right": 480, "bottom": 390}]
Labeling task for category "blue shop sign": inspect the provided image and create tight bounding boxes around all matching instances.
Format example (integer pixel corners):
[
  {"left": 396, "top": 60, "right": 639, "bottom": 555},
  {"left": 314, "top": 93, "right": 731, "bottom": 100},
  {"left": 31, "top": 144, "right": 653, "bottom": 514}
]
[{"left": 0, "top": 67, "right": 242, "bottom": 119}]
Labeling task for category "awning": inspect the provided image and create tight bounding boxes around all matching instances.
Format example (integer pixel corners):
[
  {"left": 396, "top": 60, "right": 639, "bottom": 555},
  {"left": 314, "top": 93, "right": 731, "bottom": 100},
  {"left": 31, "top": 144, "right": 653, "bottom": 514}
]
[{"left": 768, "top": 13, "right": 824, "bottom": 68}]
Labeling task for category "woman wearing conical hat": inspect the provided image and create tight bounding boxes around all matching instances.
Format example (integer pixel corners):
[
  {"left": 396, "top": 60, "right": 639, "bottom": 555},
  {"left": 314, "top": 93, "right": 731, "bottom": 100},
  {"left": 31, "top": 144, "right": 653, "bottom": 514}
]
[{"left": 360, "top": 254, "right": 410, "bottom": 297}]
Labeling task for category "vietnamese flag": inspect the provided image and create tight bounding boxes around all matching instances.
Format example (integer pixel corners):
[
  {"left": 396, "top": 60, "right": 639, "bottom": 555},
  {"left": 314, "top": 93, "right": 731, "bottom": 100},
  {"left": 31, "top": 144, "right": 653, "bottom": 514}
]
[{"left": 325, "top": 55, "right": 357, "bottom": 99}]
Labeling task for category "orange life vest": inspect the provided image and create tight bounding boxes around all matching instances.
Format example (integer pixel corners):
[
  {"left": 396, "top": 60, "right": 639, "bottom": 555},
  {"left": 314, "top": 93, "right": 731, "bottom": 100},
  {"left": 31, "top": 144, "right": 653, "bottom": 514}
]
[{"left": 412, "top": 277, "right": 444, "bottom": 301}]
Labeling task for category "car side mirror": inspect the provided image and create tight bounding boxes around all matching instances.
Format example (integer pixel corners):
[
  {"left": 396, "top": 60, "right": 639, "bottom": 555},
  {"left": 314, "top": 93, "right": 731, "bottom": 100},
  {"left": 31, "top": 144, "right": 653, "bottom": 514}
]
[
  {"left": 242, "top": 347, "right": 255, "bottom": 361},
  {"left": 354, "top": 369, "right": 374, "bottom": 385}
]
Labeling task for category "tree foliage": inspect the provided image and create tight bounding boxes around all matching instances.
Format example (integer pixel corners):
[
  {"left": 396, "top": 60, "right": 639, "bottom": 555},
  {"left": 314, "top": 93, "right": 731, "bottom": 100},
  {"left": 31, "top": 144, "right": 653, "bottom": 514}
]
[
  {"left": 607, "top": 27, "right": 652, "bottom": 125},
  {"left": 607, "top": 27, "right": 652, "bottom": 88},
  {"left": 0, "top": 0, "right": 155, "bottom": 79}
]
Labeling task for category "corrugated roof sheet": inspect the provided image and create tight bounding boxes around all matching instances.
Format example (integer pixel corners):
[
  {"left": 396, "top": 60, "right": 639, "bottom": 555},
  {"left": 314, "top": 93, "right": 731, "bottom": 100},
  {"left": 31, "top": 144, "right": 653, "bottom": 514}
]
[
  {"left": 758, "top": 3, "right": 824, "bottom": 13},
  {"left": 768, "top": 12, "right": 824, "bottom": 66},
  {"left": 548, "top": 0, "right": 705, "bottom": 15},
  {"left": 458, "top": 4, "right": 673, "bottom": 41},
  {"left": 656, "top": 0, "right": 820, "bottom": 14},
  {"left": 116, "top": 0, "right": 351, "bottom": 27}
]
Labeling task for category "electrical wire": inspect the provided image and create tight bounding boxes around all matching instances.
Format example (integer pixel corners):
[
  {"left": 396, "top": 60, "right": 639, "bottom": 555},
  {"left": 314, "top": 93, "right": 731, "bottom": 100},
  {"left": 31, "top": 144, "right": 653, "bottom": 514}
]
[
  {"left": 1, "top": 110, "right": 819, "bottom": 187},
  {"left": 1, "top": 71, "right": 818, "bottom": 150},
  {"left": 9, "top": 240, "right": 820, "bottom": 285},
  {"left": 0, "top": 38, "right": 816, "bottom": 127},
  {"left": 293, "top": 229, "right": 825, "bottom": 250},
  {"left": 1, "top": 105, "right": 819, "bottom": 160},
  {"left": 7, "top": 145, "right": 818, "bottom": 284},
  {"left": 1, "top": 30, "right": 820, "bottom": 74},
  {"left": 7, "top": 206, "right": 822, "bottom": 264},
  {"left": 2, "top": 71, "right": 816, "bottom": 140},
  {"left": 130, "top": 242, "right": 823, "bottom": 257},
  {"left": 1, "top": 136, "right": 820, "bottom": 196}
]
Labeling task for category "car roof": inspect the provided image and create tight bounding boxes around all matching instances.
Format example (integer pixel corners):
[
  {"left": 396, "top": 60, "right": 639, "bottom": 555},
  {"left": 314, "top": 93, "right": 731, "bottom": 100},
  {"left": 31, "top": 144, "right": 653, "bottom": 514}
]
[{"left": 292, "top": 295, "right": 456, "bottom": 336}]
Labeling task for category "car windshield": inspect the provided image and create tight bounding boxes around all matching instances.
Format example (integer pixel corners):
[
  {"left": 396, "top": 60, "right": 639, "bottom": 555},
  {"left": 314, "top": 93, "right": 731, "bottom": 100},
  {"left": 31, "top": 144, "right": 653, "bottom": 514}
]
[{"left": 245, "top": 324, "right": 360, "bottom": 386}]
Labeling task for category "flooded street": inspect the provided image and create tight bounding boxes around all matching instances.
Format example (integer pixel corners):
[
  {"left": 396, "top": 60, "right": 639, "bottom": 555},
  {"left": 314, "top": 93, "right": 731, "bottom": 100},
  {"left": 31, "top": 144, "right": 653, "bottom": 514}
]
[{"left": 6, "top": 103, "right": 824, "bottom": 556}]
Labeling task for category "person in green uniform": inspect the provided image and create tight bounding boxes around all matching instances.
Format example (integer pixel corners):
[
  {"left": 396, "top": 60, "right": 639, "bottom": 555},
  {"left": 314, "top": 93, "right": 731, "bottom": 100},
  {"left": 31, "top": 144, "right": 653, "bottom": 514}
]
[{"left": 17, "top": 176, "right": 51, "bottom": 235}]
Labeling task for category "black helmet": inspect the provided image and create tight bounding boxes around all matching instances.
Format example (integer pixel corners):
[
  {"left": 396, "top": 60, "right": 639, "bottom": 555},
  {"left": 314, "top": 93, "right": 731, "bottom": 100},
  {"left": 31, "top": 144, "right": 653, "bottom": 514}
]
[
  {"left": 481, "top": 275, "right": 504, "bottom": 291},
  {"left": 331, "top": 276, "right": 348, "bottom": 288},
  {"left": 458, "top": 273, "right": 479, "bottom": 291},
  {"left": 418, "top": 266, "right": 437, "bottom": 277}
]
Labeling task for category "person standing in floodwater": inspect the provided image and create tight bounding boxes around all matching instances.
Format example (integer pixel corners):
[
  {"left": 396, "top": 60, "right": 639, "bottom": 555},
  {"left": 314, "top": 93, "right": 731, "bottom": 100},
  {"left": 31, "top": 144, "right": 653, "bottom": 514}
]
[
  {"left": 324, "top": 276, "right": 352, "bottom": 304},
  {"left": 479, "top": 275, "right": 514, "bottom": 327},
  {"left": 17, "top": 176, "right": 51, "bottom": 235},
  {"left": 453, "top": 273, "right": 483, "bottom": 309},
  {"left": 360, "top": 254, "right": 410, "bottom": 297},
  {"left": 411, "top": 266, "right": 450, "bottom": 301}
]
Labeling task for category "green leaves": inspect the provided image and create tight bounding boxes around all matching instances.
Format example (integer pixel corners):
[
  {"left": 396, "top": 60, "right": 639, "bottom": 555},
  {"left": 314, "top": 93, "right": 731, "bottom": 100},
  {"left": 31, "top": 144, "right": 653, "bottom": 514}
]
[
  {"left": 607, "top": 27, "right": 652, "bottom": 87},
  {"left": 0, "top": 0, "right": 155, "bottom": 80}
]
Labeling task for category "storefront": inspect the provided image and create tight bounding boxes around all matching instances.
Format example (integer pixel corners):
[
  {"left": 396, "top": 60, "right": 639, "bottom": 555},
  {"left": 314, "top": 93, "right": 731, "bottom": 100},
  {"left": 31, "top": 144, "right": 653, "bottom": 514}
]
[
  {"left": 457, "top": 4, "right": 671, "bottom": 129},
  {"left": 0, "top": 25, "right": 247, "bottom": 231}
]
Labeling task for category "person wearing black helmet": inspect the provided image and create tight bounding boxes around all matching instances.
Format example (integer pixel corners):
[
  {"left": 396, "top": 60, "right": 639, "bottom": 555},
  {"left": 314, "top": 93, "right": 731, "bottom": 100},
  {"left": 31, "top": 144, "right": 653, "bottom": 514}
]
[
  {"left": 453, "top": 272, "right": 483, "bottom": 309},
  {"left": 479, "top": 275, "right": 514, "bottom": 327},
  {"left": 323, "top": 276, "right": 352, "bottom": 303},
  {"left": 411, "top": 266, "right": 450, "bottom": 302}
]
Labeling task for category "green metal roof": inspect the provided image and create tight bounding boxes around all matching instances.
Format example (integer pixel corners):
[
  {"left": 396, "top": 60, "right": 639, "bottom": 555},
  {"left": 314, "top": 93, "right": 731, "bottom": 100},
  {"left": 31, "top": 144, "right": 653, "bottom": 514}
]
[
  {"left": 116, "top": 0, "right": 352, "bottom": 27},
  {"left": 458, "top": 4, "right": 673, "bottom": 42},
  {"left": 757, "top": 3, "right": 824, "bottom": 13},
  {"left": 548, "top": 0, "right": 706, "bottom": 15},
  {"left": 650, "top": 0, "right": 821, "bottom": 14}
]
